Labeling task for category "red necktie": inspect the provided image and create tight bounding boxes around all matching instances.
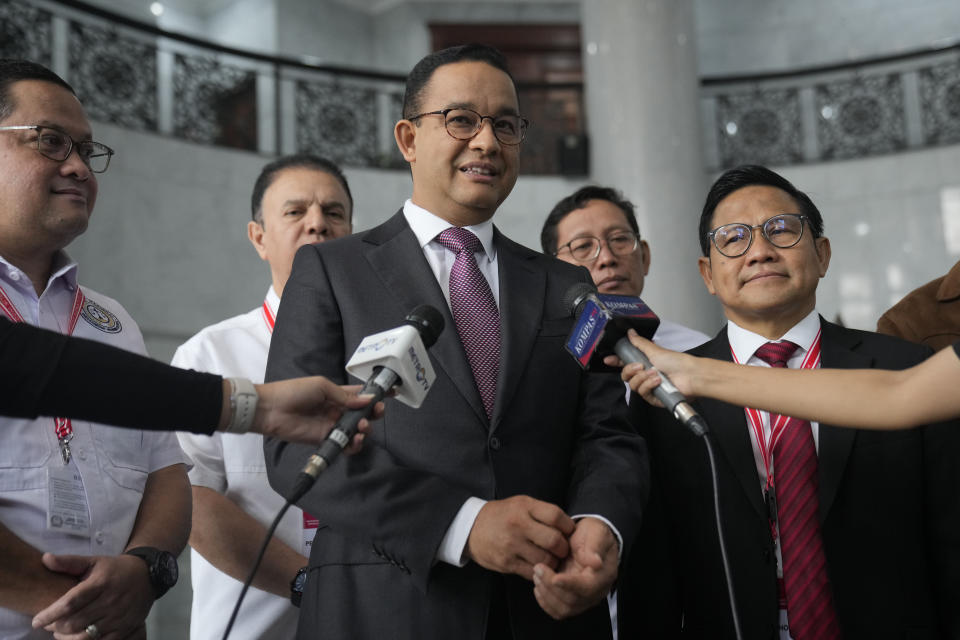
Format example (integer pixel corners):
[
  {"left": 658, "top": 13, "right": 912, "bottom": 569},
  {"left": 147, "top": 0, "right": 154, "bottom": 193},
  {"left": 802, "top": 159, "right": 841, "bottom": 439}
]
[
  {"left": 755, "top": 341, "right": 842, "bottom": 640},
  {"left": 435, "top": 227, "right": 500, "bottom": 419}
]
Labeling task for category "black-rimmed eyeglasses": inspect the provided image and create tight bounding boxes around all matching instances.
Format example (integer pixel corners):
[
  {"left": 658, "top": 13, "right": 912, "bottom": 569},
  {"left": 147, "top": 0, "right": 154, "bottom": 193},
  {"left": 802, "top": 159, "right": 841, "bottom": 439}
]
[
  {"left": 407, "top": 108, "right": 529, "bottom": 145},
  {"left": 708, "top": 213, "right": 809, "bottom": 258},
  {"left": 555, "top": 231, "right": 641, "bottom": 263},
  {"left": 0, "top": 125, "right": 114, "bottom": 173}
]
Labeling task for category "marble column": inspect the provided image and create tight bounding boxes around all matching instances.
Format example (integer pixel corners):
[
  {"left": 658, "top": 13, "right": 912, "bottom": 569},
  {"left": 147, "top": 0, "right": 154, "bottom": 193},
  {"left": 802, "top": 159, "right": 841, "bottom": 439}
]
[{"left": 581, "top": 0, "right": 721, "bottom": 333}]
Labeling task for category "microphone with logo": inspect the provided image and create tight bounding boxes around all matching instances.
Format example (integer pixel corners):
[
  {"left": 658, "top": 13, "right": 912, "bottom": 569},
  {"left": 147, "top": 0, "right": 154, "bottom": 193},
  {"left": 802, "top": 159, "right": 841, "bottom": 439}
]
[
  {"left": 562, "top": 283, "right": 743, "bottom": 639},
  {"left": 285, "top": 304, "right": 444, "bottom": 503},
  {"left": 562, "top": 282, "right": 708, "bottom": 437}
]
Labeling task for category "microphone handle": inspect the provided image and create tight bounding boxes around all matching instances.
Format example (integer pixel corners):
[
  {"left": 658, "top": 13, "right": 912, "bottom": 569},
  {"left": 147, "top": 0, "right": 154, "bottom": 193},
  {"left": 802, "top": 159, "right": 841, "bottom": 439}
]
[
  {"left": 285, "top": 366, "right": 397, "bottom": 503},
  {"left": 614, "top": 337, "right": 708, "bottom": 437}
]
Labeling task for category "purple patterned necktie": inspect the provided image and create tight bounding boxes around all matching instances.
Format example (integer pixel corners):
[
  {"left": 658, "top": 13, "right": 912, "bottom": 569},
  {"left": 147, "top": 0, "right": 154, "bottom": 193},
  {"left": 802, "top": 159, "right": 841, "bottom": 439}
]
[
  {"left": 435, "top": 227, "right": 500, "bottom": 419},
  {"left": 755, "top": 341, "right": 841, "bottom": 640}
]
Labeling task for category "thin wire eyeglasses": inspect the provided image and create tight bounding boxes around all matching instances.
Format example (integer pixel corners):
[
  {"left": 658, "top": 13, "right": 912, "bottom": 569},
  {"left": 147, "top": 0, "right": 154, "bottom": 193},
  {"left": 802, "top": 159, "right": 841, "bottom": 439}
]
[
  {"left": 708, "top": 213, "right": 809, "bottom": 258},
  {"left": 0, "top": 125, "right": 114, "bottom": 173},
  {"left": 407, "top": 108, "right": 529, "bottom": 145},
  {"left": 555, "top": 232, "right": 641, "bottom": 263}
]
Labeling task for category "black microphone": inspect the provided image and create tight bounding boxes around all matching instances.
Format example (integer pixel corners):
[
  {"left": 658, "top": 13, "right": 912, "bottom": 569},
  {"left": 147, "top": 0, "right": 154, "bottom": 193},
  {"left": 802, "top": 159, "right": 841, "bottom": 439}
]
[
  {"left": 564, "top": 283, "right": 708, "bottom": 437},
  {"left": 285, "top": 305, "right": 445, "bottom": 502}
]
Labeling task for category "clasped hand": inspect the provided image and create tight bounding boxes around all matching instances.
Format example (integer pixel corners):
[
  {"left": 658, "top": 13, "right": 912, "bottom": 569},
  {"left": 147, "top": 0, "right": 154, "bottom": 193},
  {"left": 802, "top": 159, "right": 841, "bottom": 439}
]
[{"left": 465, "top": 496, "right": 618, "bottom": 620}]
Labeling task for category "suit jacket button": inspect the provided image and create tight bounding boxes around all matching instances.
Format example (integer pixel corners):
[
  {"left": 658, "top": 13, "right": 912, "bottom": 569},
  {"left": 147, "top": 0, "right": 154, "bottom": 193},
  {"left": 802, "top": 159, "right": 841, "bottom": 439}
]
[
  {"left": 489, "top": 437, "right": 501, "bottom": 450},
  {"left": 762, "top": 548, "right": 772, "bottom": 564}
]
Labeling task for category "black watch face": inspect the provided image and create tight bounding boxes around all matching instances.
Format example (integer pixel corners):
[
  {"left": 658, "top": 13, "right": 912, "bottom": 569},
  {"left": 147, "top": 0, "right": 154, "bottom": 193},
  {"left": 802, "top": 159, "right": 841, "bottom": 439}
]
[{"left": 157, "top": 551, "right": 179, "bottom": 588}]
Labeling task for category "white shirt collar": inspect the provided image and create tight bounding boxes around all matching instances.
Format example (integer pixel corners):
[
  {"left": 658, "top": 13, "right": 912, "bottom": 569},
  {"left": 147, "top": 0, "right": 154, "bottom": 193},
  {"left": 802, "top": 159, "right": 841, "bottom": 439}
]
[
  {"left": 727, "top": 309, "right": 821, "bottom": 365},
  {"left": 0, "top": 250, "right": 79, "bottom": 297},
  {"left": 402, "top": 199, "right": 496, "bottom": 263},
  {"left": 265, "top": 285, "right": 280, "bottom": 314}
]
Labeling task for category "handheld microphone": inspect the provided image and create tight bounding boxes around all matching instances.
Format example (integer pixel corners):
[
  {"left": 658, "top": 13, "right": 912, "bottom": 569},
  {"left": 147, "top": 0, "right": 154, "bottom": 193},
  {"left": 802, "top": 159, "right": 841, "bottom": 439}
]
[
  {"left": 285, "top": 305, "right": 445, "bottom": 502},
  {"left": 563, "top": 283, "right": 708, "bottom": 437}
]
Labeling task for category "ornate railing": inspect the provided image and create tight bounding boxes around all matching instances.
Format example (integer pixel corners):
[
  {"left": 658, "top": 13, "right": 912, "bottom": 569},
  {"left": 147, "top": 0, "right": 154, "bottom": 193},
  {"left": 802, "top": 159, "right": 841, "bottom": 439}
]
[
  {"left": 701, "top": 43, "right": 960, "bottom": 170},
  {"left": 1, "top": 0, "right": 587, "bottom": 175}
]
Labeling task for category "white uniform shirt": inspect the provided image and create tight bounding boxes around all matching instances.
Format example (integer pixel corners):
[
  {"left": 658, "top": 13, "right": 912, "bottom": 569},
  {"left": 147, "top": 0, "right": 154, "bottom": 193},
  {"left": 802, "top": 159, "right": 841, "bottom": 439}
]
[
  {"left": 0, "top": 253, "right": 187, "bottom": 640},
  {"left": 173, "top": 287, "right": 302, "bottom": 640},
  {"left": 653, "top": 319, "right": 709, "bottom": 352}
]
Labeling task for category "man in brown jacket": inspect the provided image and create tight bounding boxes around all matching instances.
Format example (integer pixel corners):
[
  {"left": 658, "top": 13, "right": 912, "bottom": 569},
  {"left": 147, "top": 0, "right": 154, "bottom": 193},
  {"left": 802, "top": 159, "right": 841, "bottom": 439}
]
[{"left": 877, "top": 259, "right": 960, "bottom": 350}]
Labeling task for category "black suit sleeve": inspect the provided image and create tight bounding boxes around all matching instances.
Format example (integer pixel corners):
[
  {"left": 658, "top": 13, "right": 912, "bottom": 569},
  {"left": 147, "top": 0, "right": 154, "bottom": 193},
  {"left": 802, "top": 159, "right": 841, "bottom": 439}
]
[{"left": 1, "top": 316, "right": 222, "bottom": 434}]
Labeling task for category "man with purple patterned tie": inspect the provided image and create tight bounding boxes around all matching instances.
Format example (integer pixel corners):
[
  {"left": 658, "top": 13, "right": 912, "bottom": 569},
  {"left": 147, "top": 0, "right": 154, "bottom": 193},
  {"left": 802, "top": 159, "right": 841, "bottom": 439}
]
[
  {"left": 618, "top": 164, "right": 960, "bottom": 640},
  {"left": 262, "top": 44, "right": 648, "bottom": 640}
]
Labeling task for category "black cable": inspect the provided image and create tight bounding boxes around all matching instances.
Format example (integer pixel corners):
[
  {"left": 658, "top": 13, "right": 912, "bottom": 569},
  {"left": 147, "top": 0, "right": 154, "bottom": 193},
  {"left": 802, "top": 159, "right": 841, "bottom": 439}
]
[
  {"left": 220, "top": 499, "right": 293, "bottom": 640},
  {"left": 702, "top": 432, "right": 744, "bottom": 640}
]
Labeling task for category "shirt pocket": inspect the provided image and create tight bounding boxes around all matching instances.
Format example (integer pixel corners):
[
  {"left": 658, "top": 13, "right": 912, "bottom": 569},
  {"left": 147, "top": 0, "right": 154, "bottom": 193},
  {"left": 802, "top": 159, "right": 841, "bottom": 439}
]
[
  {"left": 91, "top": 425, "right": 150, "bottom": 492},
  {"left": 0, "top": 419, "right": 54, "bottom": 490}
]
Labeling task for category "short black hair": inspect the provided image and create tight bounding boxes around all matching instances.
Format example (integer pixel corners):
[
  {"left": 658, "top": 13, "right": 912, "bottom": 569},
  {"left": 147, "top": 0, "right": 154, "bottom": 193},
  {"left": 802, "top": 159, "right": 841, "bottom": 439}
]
[
  {"left": 541, "top": 185, "right": 640, "bottom": 254},
  {"left": 250, "top": 154, "right": 353, "bottom": 224},
  {"left": 0, "top": 59, "right": 76, "bottom": 122},
  {"left": 699, "top": 164, "right": 824, "bottom": 256},
  {"left": 402, "top": 44, "right": 516, "bottom": 120}
]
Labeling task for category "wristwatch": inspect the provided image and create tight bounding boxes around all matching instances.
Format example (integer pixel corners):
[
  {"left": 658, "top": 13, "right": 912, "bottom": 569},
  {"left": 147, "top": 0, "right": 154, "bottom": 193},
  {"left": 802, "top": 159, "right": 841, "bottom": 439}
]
[
  {"left": 124, "top": 547, "right": 179, "bottom": 599},
  {"left": 290, "top": 566, "right": 308, "bottom": 607}
]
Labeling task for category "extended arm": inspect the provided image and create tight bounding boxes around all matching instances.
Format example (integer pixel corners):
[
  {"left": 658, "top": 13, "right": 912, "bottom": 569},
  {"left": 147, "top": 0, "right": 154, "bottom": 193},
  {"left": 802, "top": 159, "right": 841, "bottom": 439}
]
[{"left": 618, "top": 330, "right": 960, "bottom": 429}]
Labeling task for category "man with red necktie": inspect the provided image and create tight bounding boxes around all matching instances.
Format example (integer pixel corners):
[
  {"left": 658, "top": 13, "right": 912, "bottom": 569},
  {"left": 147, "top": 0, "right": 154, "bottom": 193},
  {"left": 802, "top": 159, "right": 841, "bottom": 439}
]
[
  {"left": 172, "top": 155, "right": 353, "bottom": 640},
  {"left": 618, "top": 164, "right": 960, "bottom": 640}
]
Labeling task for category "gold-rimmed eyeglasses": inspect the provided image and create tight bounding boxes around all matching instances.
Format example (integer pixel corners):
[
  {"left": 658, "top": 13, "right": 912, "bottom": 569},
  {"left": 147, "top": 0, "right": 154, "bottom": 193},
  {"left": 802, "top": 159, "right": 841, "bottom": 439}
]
[
  {"left": 708, "top": 213, "right": 808, "bottom": 258},
  {"left": 555, "top": 231, "right": 641, "bottom": 263}
]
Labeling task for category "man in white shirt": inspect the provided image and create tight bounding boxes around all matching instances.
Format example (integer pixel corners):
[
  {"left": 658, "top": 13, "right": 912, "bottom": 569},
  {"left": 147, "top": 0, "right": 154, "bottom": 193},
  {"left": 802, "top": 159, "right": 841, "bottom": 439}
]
[
  {"left": 0, "top": 59, "right": 190, "bottom": 640},
  {"left": 620, "top": 164, "right": 960, "bottom": 639},
  {"left": 173, "top": 155, "right": 353, "bottom": 639},
  {"left": 542, "top": 185, "right": 707, "bottom": 353}
]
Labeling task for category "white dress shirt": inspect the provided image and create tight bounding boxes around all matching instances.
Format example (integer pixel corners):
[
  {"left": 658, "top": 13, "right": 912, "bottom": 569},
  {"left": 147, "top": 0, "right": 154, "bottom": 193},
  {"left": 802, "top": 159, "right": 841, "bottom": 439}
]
[
  {"left": 0, "top": 254, "right": 187, "bottom": 640},
  {"left": 173, "top": 287, "right": 302, "bottom": 640},
  {"left": 402, "top": 200, "right": 623, "bottom": 569}
]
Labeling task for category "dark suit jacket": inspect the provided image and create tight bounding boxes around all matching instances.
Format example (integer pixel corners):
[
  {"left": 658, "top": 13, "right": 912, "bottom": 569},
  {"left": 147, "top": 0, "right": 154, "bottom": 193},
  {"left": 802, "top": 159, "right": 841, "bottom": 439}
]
[
  {"left": 263, "top": 211, "right": 649, "bottom": 640},
  {"left": 618, "top": 319, "right": 960, "bottom": 640}
]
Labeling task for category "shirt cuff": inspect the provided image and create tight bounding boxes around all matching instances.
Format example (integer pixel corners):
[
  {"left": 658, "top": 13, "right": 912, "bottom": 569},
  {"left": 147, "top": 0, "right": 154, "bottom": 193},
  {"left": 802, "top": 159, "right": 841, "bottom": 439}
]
[
  {"left": 572, "top": 514, "right": 624, "bottom": 561},
  {"left": 436, "top": 496, "right": 487, "bottom": 567}
]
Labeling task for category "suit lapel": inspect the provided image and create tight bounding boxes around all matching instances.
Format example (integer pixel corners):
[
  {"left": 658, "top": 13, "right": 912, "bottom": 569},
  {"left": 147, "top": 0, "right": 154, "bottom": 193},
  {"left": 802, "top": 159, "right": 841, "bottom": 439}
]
[
  {"left": 696, "top": 332, "right": 768, "bottom": 520},
  {"left": 815, "top": 319, "right": 865, "bottom": 521},
  {"left": 363, "top": 211, "right": 487, "bottom": 425},
  {"left": 490, "top": 231, "right": 545, "bottom": 432}
]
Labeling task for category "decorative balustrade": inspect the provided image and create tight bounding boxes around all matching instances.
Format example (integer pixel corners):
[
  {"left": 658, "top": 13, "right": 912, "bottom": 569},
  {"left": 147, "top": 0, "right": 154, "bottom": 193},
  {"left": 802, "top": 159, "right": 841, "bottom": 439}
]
[
  {"left": 701, "top": 43, "right": 960, "bottom": 170},
  {"left": 5, "top": 0, "right": 959, "bottom": 173}
]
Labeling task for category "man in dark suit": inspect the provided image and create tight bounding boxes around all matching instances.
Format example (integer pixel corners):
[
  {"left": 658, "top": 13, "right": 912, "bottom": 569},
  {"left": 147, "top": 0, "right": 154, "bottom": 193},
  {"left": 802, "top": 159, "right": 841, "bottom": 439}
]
[
  {"left": 263, "top": 44, "right": 648, "bottom": 640},
  {"left": 619, "top": 165, "right": 960, "bottom": 640}
]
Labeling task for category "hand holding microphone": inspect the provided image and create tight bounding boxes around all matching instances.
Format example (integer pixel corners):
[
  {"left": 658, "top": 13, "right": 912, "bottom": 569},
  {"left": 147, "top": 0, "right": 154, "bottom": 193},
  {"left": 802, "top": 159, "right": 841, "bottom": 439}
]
[
  {"left": 285, "top": 305, "right": 444, "bottom": 502},
  {"left": 603, "top": 329, "right": 700, "bottom": 406},
  {"left": 563, "top": 283, "right": 708, "bottom": 436}
]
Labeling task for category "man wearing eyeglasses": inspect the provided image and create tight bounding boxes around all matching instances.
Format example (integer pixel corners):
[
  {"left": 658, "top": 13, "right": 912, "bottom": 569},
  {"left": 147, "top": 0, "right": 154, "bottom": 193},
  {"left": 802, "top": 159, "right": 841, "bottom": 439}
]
[
  {"left": 620, "top": 164, "right": 960, "bottom": 639},
  {"left": 0, "top": 59, "right": 190, "bottom": 640},
  {"left": 542, "top": 185, "right": 707, "bottom": 352},
  {"left": 263, "top": 44, "right": 647, "bottom": 640}
]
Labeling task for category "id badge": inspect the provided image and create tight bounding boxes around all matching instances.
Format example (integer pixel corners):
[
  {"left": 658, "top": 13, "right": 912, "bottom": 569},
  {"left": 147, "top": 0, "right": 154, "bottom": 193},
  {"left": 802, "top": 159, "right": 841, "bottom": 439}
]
[
  {"left": 46, "top": 465, "right": 90, "bottom": 537},
  {"left": 302, "top": 511, "right": 319, "bottom": 555},
  {"left": 777, "top": 579, "right": 794, "bottom": 640}
]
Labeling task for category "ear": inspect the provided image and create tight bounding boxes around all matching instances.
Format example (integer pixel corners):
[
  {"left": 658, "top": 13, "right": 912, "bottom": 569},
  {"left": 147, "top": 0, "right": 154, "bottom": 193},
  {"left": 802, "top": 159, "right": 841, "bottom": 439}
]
[
  {"left": 814, "top": 236, "right": 831, "bottom": 277},
  {"left": 698, "top": 256, "right": 717, "bottom": 295},
  {"left": 247, "top": 220, "right": 269, "bottom": 262},
  {"left": 394, "top": 119, "right": 417, "bottom": 162},
  {"left": 639, "top": 240, "right": 651, "bottom": 276}
]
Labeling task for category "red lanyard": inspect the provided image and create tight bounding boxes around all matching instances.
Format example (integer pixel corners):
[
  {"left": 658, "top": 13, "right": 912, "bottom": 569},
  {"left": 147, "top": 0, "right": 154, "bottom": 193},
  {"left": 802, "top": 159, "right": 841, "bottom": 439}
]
[
  {"left": 261, "top": 297, "right": 275, "bottom": 334},
  {"left": 0, "top": 283, "right": 85, "bottom": 464},
  {"left": 732, "top": 328, "right": 822, "bottom": 495}
]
